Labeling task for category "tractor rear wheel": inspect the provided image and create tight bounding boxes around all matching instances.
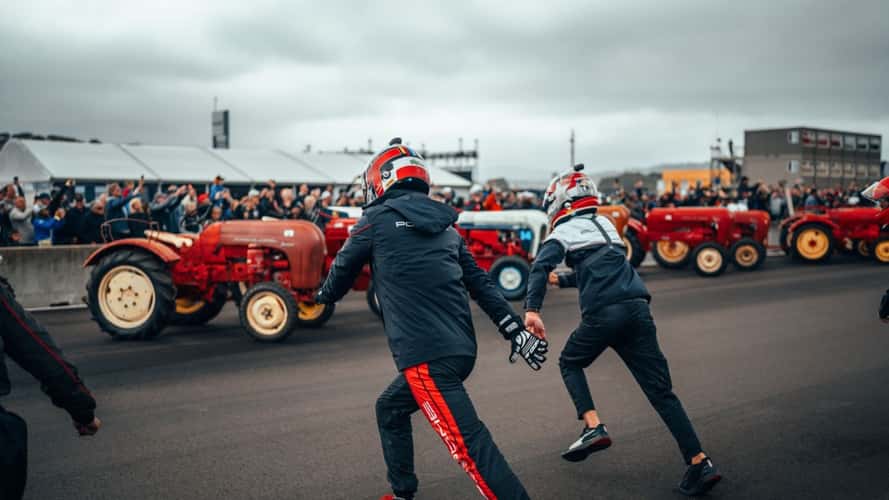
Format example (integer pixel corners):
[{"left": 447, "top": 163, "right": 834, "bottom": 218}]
[
  {"left": 624, "top": 229, "right": 646, "bottom": 268},
  {"left": 169, "top": 286, "right": 228, "bottom": 326},
  {"left": 856, "top": 240, "right": 871, "bottom": 258},
  {"left": 792, "top": 224, "right": 834, "bottom": 263},
  {"left": 693, "top": 242, "right": 728, "bottom": 277},
  {"left": 87, "top": 249, "right": 174, "bottom": 340},
  {"left": 489, "top": 256, "right": 531, "bottom": 301},
  {"left": 872, "top": 237, "right": 889, "bottom": 264},
  {"left": 239, "top": 282, "right": 298, "bottom": 342},
  {"left": 294, "top": 301, "right": 336, "bottom": 328},
  {"left": 652, "top": 240, "right": 691, "bottom": 269},
  {"left": 730, "top": 238, "right": 766, "bottom": 271},
  {"left": 779, "top": 225, "right": 792, "bottom": 255}
]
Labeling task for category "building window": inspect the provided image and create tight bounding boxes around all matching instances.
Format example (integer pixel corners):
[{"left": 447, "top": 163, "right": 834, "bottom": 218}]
[
  {"left": 857, "top": 137, "right": 869, "bottom": 151},
  {"left": 830, "top": 134, "right": 842, "bottom": 149},
  {"left": 816, "top": 133, "right": 830, "bottom": 149},
  {"left": 787, "top": 159, "right": 800, "bottom": 173},
  {"left": 801, "top": 130, "right": 815, "bottom": 147},
  {"left": 870, "top": 137, "right": 881, "bottom": 152},
  {"left": 787, "top": 131, "right": 799, "bottom": 144},
  {"left": 844, "top": 135, "right": 856, "bottom": 150}
]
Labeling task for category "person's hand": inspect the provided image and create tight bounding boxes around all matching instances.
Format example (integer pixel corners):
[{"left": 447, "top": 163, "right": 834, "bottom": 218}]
[
  {"left": 65, "top": 179, "right": 74, "bottom": 187},
  {"left": 548, "top": 272, "right": 560, "bottom": 286},
  {"left": 509, "top": 330, "right": 548, "bottom": 371},
  {"left": 75, "top": 417, "right": 101, "bottom": 436},
  {"left": 524, "top": 311, "right": 546, "bottom": 339},
  {"left": 177, "top": 186, "right": 187, "bottom": 196}
]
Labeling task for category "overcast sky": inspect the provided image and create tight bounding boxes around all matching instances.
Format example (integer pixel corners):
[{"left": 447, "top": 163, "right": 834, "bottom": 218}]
[{"left": 2, "top": 0, "right": 887, "bottom": 181}]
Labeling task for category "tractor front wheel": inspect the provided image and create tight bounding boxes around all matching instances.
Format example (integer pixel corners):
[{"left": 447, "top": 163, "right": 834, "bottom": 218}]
[
  {"left": 239, "top": 282, "right": 298, "bottom": 342},
  {"left": 653, "top": 240, "right": 691, "bottom": 269},
  {"left": 856, "top": 240, "right": 871, "bottom": 258},
  {"left": 730, "top": 238, "right": 766, "bottom": 271},
  {"left": 87, "top": 249, "right": 174, "bottom": 340},
  {"left": 872, "top": 238, "right": 889, "bottom": 264},
  {"left": 792, "top": 224, "right": 834, "bottom": 263},
  {"left": 294, "top": 300, "right": 336, "bottom": 328},
  {"left": 693, "top": 242, "right": 728, "bottom": 277},
  {"left": 489, "top": 256, "right": 531, "bottom": 301}
]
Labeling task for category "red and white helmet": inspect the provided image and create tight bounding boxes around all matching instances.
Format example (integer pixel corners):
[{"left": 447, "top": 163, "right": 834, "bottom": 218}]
[
  {"left": 362, "top": 137, "right": 431, "bottom": 206},
  {"left": 542, "top": 164, "right": 600, "bottom": 228},
  {"left": 862, "top": 176, "right": 889, "bottom": 204}
]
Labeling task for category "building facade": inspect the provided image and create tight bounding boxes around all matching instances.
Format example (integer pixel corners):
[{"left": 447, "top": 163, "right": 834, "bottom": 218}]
[{"left": 743, "top": 127, "right": 882, "bottom": 187}]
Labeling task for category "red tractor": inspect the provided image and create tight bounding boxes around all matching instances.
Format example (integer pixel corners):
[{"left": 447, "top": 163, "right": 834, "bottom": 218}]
[
  {"left": 779, "top": 207, "right": 889, "bottom": 264},
  {"left": 84, "top": 220, "right": 337, "bottom": 343},
  {"left": 627, "top": 208, "right": 770, "bottom": 277}
]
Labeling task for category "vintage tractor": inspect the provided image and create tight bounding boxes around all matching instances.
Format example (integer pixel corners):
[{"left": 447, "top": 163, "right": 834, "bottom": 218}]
[
  {"left": 780, "top": 207, "right": 889, "bottom": 263},
  {"left": 84, "top": 220, "right": 334, "bottom": 343},
  {"left": 631, "top": 208, "right": 770, "bottom": 277},
  {"left": 456, "top": 206, "right": 632, "bottom": 300}
]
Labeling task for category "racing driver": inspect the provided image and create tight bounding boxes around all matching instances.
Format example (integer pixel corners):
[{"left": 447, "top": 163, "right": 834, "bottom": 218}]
[
  {"left": 315, "top": 138, "right": 548, "bottom": 500},
  {"left": 523, "top": 164, "right": 722, "bottom": 496}
]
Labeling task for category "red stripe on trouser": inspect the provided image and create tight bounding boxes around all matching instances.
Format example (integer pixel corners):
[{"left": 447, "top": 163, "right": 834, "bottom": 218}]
[{"left": 404, "top": 364, "right": 498, "bottom": 500}]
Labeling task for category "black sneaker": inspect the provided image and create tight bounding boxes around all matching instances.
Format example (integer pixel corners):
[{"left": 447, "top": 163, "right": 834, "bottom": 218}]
[
  {"left": 561, "top": 424, "right": 612, "bottom": 462},
  {"left": 678, "top": 456, "right": 722, "bottom": 496}
]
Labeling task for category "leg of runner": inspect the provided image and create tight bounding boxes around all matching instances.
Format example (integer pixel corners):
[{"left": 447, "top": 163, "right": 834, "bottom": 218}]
[
  {"left": 376, "top": 375, "right": 420, "bottom": 499},
  {"left": 404, "top": 356, "right": 530, "bottom": 500},
  {"left": 0, "top": 406, "right": 28, "bottom": 500}
]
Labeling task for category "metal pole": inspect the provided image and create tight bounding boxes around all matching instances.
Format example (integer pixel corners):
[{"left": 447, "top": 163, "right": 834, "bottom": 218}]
[{"left": 570, "top": 129, "right": 575, "bottom": 166}]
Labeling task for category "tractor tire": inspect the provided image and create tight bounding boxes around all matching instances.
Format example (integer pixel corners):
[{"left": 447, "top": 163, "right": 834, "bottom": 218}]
[
  {"left": 779, "top": 225, "right": 792, "bottom": 255},
  {"left": 366, "top": 282, "right": 382, "bottom": 319},
  {"left": 295, "top": 301, "right": 336, "bottom": 328},
  {"left": 792, "top": 223, "right": 834, "bottom": 263},
  {"left": 652, "top": 240, "right": 691, "bottom": 269},
  {"left": 872, "top": 237, "right": 889, "bottom": 264},
  {"left": 730, "top": 238, "right": 766, "bottom": 271},
  {"left": 239, "top": 282, "right": 298, "bottom": 342},
  {"left": 693, "top": 242, "right": 728, "bottom": 277},
  {"left": 489, "top": 256, "right": 531, "bottom": 301},
  {"left": 856, "top": 240, "right": 871, "bottom": 258},
  {"left": 169, "top": 286, "right": 228, "bottom": 326},
  {"left": 86, "top": 249, "right": 174, "bottom": 340},
  {"left": 624, "top": 229, "right": 646, "bottom": 268}
]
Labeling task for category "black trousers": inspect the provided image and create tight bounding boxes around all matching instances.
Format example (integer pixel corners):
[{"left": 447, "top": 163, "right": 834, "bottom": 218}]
[
  {"left": 376, "top": 355, "right": 529, "bottom": 500},
  {"left": 559, "top": 299, "right": 703, "bottom": 463},
  {"left": 0, "top": 406, "right": 27, "bottom": 500}
]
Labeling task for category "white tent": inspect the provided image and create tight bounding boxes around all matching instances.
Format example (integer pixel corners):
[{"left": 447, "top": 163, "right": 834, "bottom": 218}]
[{"left": 0, "top": 139, "right": 474, "bottom": 189}]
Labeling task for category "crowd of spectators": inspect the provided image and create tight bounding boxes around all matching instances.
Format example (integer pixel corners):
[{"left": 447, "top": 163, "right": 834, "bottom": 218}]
[
  {"left": 0, "top": 175, "right": 367, "bottom": 246},
  {"left": 0, "top": 174, "right": 879, "bottom": 247}
]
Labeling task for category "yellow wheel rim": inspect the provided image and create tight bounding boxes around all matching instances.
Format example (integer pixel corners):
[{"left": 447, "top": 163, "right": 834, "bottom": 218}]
[
  {"left": 298, "top": 302, "right": 326, "bottom": 321},
  {"left": 656, "top": 240, "right": 690, "bottom": 263},
  {"left": 795, "top": 228, "right": 830, "bottom": 260},
  {"left": 874, "top": 241, "right": 889, "bottom": 263},
  {"left": 246, "top": 291, "right": 288, "bottom": 336},
  {"left": 98, "top": 265, "right": 156, "bottom": 329},
  {"left": 696, "top": 248, "right": 723, "bottom": 273},
  {"left": 622, "top": 236, "right": 633, "bottom": 261},
  {"left": 734, "top": 244, "right": 758, "bottom": 267},
  {"left": 175, "top": 296, "right": 205, "bottom": 315}
]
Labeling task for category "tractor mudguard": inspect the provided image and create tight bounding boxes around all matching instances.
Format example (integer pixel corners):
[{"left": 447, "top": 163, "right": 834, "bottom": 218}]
[
  {"left": 627, "top": 218, "right": 648, "bottom": 243},
  {"left": 83, "top": 238, "right": 181, "bottom": 267},
  {"left": 788, "top": 214, "right": 840, "bottom": 237}
]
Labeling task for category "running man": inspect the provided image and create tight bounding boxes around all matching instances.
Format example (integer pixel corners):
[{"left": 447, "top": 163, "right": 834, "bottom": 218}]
[
  {"left": 523, "top": 164, "right": 722, "bottom": 496},
  {"left": 315, "top": 138, "right": 548, "bottom": 500}
]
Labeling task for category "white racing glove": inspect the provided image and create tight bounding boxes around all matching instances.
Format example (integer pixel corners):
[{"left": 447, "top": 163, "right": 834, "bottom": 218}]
[{"left": 509, "top": 330, "right": 548, "bottom": 371}]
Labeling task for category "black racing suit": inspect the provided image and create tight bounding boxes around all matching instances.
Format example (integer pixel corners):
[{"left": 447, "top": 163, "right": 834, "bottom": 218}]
[
  {"left": 0, "top": 276, "right": 96, "bottom": 499},
  {"left": 524, "top": 212, "right": 704, "bottom": 464},
  {"left": 318, "top": 189, "right": 530, "bottom": 499}
]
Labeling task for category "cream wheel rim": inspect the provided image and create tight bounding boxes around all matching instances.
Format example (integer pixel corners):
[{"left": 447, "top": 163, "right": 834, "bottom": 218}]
[
  {"left": 298, "top": 302, "right": 326, "bottom": 321},
  {"left": 98, "top": 265, "right": 156, "bottom": 329},
  {"left": 796, "top": 228, "right": 830, "bottom": 260},
  {"left": 246, "top": 292, "right": 288, "bottom": 336},
  {"left": 697, "top": 248, "right": 723, "bottom": 273},
  {"left": 656, "top": 240, "right": 689, "bottom": 263},
  {"left": 734, "top": 244, "right": 758, "bottom": 267},
  {"left": 497, "top": 267, "right": 524, "bottom": 291},
  {"left": 874, "top": 241, "right": 889, "bottom": 263},
  {"left": 622, "top": 236, "right": 633, "bottom": 261}
]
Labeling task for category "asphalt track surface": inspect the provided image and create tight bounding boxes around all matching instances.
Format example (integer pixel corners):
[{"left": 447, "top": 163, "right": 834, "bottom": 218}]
[{"left": 6, "top": 257, "right": 889, "bottom": 500}]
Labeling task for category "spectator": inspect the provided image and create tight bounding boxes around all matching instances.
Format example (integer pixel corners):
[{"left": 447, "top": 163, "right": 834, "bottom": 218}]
[
  {"left": 9, "top": 197, "right": 33, "bottom": 245},
  {"left": 179, "top": 202, "right": 202, "bottom": 233},
  {"left": 32, "top": 192, "right": 51, "bottom": 215},
  {"left": 279, "top": 189, "right": 299, "bottom": 218},
  {"left": 233, "top": 190, "right": 261, "bottom": 220},
  {"left": 33, "top": 207, "right": 65, "bottom": 245},
  {"left": 150, "top": 186, "right": 186, "bottom": 233},
  {"left": 464, "top": 184, "right": 485, "bottom": 211},
  {"left": 209, "top": 175, "right": 226, "bottom": 206},
  {"left": 105, "top": 179, "right": 143, "bottom": 239},
  {"left": 127, "top": 198, "right": 151, "bottom": 236},
  {"left": 203, "top": 205, "right": 224, "bottom": 228},
  {"left": 259, "top": 187, "right": 281, "bottom": 218},
  {"left": 81, "top": 199, "right": 106, "bottom": 244},
  {"left": 55, "top": 193, "right": 87, "bottom": 244}
]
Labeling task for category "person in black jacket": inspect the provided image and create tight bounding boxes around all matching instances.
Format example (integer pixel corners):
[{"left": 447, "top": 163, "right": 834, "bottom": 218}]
[
  {"left": 0, "top": 275, "right": 101, "bottom": 499},
  {"left": 523, "top": 165, "right": 721, "bottom": 497},
  {"left": 315, "top": 138, "right": 547, "bottom": 500}
]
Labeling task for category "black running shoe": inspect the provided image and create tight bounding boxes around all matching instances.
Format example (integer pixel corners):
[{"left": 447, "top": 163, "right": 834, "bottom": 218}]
[
  {"left": 561, "top": 424, "right": 612, "bottom": 462},
  {"left": 678, "top": 456, "right": 722, "bottom": 496}
]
